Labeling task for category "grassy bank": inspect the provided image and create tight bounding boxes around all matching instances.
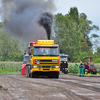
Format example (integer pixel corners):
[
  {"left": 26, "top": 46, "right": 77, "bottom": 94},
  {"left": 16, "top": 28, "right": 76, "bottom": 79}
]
[
  {"left": 68, "top": 63, "right": 100, "bottom": 76},
  {"left": 0, "top": 62, "right": 22, "bottom": 74},
  {"left": 0, "top": 62, "right": 100, "bottom": 75}
]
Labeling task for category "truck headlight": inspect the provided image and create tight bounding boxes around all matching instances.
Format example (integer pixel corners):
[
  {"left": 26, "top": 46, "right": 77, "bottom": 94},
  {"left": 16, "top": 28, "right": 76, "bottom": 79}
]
[
  {"left": 55, "top": 66, "right": 59, "bottom": 68},
  {"left": 34, "top": 66, "right": 37, "bottom": 68}
]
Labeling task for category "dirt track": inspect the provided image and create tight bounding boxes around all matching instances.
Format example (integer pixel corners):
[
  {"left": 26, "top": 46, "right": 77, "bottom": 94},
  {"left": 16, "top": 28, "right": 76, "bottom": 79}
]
[{"left": 0, "top": 74, "right": 100, "bottom": 100}]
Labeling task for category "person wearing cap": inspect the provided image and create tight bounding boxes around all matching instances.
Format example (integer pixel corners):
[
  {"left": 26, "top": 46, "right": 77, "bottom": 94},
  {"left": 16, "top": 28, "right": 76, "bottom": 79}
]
[{"left": 79, "top": 61, "right": 84, "bottom": 77}]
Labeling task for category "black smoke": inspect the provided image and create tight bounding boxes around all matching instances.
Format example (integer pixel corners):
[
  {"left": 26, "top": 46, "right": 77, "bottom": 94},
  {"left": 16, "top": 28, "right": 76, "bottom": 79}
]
[
  {"left": 38, "top": 12, "right": 53, "bottom": 40},
  {"left": 0, "top": 0, "right": 56, "bottom": 42}
]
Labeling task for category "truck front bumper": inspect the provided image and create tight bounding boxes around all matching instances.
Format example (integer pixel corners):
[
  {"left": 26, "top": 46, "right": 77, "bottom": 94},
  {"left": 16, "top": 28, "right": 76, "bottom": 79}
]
[{"left": 31, "top": 68, "right": 60, "bottom": 73}]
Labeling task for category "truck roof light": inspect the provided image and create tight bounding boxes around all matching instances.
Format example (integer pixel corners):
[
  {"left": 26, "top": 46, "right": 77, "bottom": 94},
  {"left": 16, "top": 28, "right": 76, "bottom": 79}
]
[
  {"left": 38, "top": 40, "right": 54, "bottom": 44},
  {"left": 30, "top": 42, "right": 38, "bottom": 47},
  {"left": 35, "top": 42, "right": 38, "bottom": 44},
  {"left": 30, "top": 42, "right": 35, "bottom": 47}
]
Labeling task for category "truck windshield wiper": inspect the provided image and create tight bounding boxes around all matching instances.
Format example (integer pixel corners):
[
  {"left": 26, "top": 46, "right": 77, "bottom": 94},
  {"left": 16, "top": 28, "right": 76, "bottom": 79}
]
[
  {"left": 34, "top": 54, "right": 59, "bottom": 56},
  {"left": 33, "top": 54, "right": 43, "bottom": 56},
  {"left": 48, "top": 54, "right": 58, "bottom": 56}
]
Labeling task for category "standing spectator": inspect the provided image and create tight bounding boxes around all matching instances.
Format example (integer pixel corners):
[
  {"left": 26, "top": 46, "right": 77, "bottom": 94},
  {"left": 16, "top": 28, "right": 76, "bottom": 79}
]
[{"left": 79, "top": 61, "right": 84, "bottom": 77}]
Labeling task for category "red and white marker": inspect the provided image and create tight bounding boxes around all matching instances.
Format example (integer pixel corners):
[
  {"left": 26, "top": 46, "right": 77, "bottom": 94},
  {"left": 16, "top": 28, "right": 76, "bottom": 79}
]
[{"left": 36, "top": 61, "right": 40, "bottom": 65}]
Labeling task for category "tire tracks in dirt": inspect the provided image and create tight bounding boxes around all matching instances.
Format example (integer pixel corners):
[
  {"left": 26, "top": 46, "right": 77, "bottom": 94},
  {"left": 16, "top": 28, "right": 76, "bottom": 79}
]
[
  {"left": 0, "top": 85, "right": 16, "bottom": 100},
  {"left": 60, "top": 76, "right": 100, "bottom": 84},
  {"left": 0, "top": 74, "right": 91, "bottom": 100},
  {"left": 53, "top": 78, "right": 100, "bottom": 93}
]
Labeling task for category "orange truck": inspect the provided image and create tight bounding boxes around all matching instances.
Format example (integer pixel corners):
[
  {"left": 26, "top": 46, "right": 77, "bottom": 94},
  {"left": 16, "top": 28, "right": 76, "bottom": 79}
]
[{"left": 21, "top": 40, "right": 60, "bottom": 78}]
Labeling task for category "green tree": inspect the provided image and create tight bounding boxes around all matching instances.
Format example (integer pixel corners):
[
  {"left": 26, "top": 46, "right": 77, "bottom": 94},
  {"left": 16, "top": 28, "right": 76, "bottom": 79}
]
[
  {"left": 79, "top": 13, "right": 99, "bottom": 51},
  {"left": 52, "top": 7, "right": 99, "bottom": 62},
  {"left": 0, "top": 22, "right": 26, "bottom": 61}
]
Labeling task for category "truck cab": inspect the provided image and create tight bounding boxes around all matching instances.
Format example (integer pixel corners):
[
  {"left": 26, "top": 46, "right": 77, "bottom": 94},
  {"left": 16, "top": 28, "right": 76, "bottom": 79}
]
[
  {"left": 23, "top": 54, "right": 30, "bottom": 64},
  {"left": 60, "top": 54, "right": 68, "bottom": 74},
  {"left": 28, "top": 40, "right": 60, "bottom": 78}
]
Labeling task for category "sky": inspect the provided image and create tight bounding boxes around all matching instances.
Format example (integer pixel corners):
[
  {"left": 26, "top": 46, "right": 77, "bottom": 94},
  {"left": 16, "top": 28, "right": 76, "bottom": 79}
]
[
  {"left": 0, "top": 0, "right": 100, "bottom": 37},
  {"left": 54, "top": 0, "right": 100, "bottom": 37}
]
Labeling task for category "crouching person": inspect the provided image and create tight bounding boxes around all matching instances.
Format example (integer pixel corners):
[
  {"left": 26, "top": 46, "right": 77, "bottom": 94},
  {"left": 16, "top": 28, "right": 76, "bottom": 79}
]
[{"left": 79, "top": 61, "right": 84, "bottom": 77}]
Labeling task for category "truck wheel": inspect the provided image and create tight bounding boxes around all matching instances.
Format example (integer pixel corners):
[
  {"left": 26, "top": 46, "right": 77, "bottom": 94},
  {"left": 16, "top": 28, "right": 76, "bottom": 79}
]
[
  {"left": 31, "top": 73, "right": 35, "bottom": 78},
  {"left": 28, "top": 67, "right": 31, "bottom": 77},
  {"left": 66, "top": 70, "right": 68, "bottom": 74},
  {"left": 55, "top": 72, "right": 59, "bottom": 78},
  {"left": 64, "top": 70, "right": 68, "bottom": 74},
  {"left": 48, "top": 75, "right": 51, "bottom": 78}
]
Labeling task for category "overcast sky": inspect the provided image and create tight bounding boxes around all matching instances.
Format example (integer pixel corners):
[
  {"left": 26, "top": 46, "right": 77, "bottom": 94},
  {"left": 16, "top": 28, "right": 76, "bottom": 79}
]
[{"left": 0, "top": 0, "right": 100, "bottom": 36}]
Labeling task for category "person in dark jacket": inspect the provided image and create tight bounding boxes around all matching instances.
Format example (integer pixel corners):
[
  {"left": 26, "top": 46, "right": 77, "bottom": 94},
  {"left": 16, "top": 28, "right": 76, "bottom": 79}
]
[{"left": 79, "top": 61, "right": 84, "bottom": 77}]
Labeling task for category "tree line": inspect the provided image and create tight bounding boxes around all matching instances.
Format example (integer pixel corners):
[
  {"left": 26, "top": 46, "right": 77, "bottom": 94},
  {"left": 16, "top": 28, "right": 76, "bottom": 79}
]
[
  {"left": 52, "top": 7, "right": 100, "bottom": 63},
  {"left": 0, "top": 7, "right": 100, "bottom": 62},
  {"left": 0, "top": 22, "right": 26, "bottom": 61}
]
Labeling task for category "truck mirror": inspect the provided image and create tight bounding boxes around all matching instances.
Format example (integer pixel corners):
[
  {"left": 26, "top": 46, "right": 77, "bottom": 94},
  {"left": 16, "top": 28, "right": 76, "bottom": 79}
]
[
  {"left": 28, "top": 49, "right": 31, "bottom": 55},
  {"left": 60, "top": 49, "right": 63, "bottom": 53}
]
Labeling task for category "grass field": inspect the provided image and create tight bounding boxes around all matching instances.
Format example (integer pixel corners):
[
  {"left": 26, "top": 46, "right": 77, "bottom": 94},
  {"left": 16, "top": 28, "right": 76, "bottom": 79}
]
[
  {"left": 0, "top": 62, "right": 100, "bottom": 76},
  {"left": 0, "top": 62, "right": 22, "bottom": 74},
  {"left": 69, "top": 63, "right": 100, "bottom": 67},
  {"left": 68, "top": 63, "right": 100, "bottom": 75}
]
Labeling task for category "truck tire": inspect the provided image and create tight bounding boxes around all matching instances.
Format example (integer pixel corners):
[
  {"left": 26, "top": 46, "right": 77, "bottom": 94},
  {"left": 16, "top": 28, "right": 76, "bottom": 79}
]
[
  {"left": 64, "top": 70, "right": 68, "bottom": 74},
  {"left": 48, "top": 75, "right": 52, "bottom": 78},
  {"left": 55, "top": 72, "right": 59, "bottom": 78},
  {"left": 64, "top": 69, "right": 68, "bottom": 74},
  {"left": 31, "top": 73, "right": 35, "bottom": 78},
  {"left": 28, "top": 67, "right": 31, "bottom": 77}
]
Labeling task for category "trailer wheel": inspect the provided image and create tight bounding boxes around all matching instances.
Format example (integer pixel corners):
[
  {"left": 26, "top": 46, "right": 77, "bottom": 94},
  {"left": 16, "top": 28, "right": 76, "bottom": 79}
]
[{"left": 66, "top": 70, "right": 68, "bottom": 74}]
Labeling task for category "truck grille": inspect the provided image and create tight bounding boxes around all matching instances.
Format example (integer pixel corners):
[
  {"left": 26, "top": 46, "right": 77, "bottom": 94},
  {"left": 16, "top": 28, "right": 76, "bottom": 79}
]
[
  {"left": 42, "top": 66, "right": 50, "bottom": 68},
  {"left": 35, "top": 60, "right": 58, "bottom": 64},
  {"left": 40, "top": 60, "right": 52, "bottom": 62}
]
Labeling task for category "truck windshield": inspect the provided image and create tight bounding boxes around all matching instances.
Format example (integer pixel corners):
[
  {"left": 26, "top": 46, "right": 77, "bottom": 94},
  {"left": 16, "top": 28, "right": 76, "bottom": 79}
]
[
  {"left": 23, "top": 56, "right": 30, "bottom": 64},
  {"left": 23, "top": 56, "right": 29, "bottom": 61},
  {"left": 60, "top": 56, "right": 68, "bottom": 62},
  {"left": 33, "top": 47, "right": 59, "bottom": 56}
]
